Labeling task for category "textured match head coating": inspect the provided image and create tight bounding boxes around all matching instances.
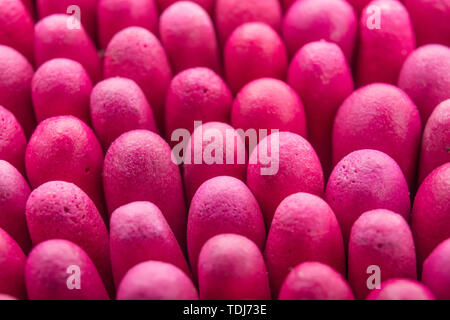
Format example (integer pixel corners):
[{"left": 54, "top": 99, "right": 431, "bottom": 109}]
[
  {"left": 412, "top": 163, "right": 450, "bottom": 265},
  {"left": 0, "top": 227, "right": 26, "bottom": 299},
  {"left": 348, "top": 209, "right": 417, "bottom": 299},
  {"left": 198, "top": 234, "right": 271, "bottom": 300},
  {"left": 418, "top": 100, "right": 450, "bottom": 184},
  {"left": 164, "top": 67, "right": 232, "bottom": 142},
  {"left": 279, "top": 262, "right": 354, "bottom": 300},
  {"left": 0, "top": 45, "right": 35, "bottom": 137},
  {"left": 32, "top": 58, "right": 93, "bottom": 124},
  {"left": 398, "top": 44, "right": 450, "bottom": 124},
  {"left": 367, "top": 279, "right": 435, "bottom": 300},
  {"left": 98, "top": 0, "right": 159, "bottom": 49},
  {"left": 404, "top": 0, "right": 450, "bottom": 46},
  {"left": 332, "top": 83, "right": 422, "bottom": 187},
  {"left": 25, "top": 239, "right": 110, "bottom": 300},
  {"left": 356, "top": 0, "right": 415, "bottom": 86},
  {"left": 25, "top": 181, "right": 112, "bottom": 293},
  {"left": 103, "top": 130, "right": 186, "bottom": 247},
  {"left": 110, "top": 201, "right": 191, "bottom": 288},
  {"left": 104, "top": 26, "right": 172, "bottom": 128},
  {"left": 90, "top": 77, "right": 158, "bottom": 150},
  {"left": 0, "top": 106, "right": 27, "bottom": 175},
  {"left": 36, "top": 0, "right": 98, "bottom": 42},
  {"left": 282, "top": 0, "right": 357, "bottom": 60},
  {"left": 183, "top": 122, "right": 247, "bottom": 201},
  {"left": 25, "top": 115, "right": 105, "bottom": 215},
  {"left": 215, "top": 0, "right": 282, "bottom": 45},
  {"left": 187, "top": 176, "right": 266, "bottom": 280},
  {"left": 288, "top": 40, "right": 354, "bottom": 177},
  {"left": 224, "top": 22, "right": 288, "bottom": 93},
  {"left": 159, "top": 1, "right": 220, "bottom": 74},
  {"left": 0, "top": 160, "right": 31, "bottom": 252},
  {"left": 232, "top": 78, "right": 307, "bottom": 138},
  {"left": 422, "top": 238, "right": 450, "bottom": 300},
  {"left": 247, "top": 131, "right": 324, "bottom": 226},
  {"left": 117, "top": 261, "right": 198, "bottom": 300},
  {"left": 34, "top": 14, "right": 101, "bottom": 83},
  {"left": 265, "top": 192, "right": 345, "bottom": 297},
  {"left": 0, "top": 0, "right": 34, "bottom": 63},
  {"left": 326, "top": 149, "right": 411, "bottom": 244}
]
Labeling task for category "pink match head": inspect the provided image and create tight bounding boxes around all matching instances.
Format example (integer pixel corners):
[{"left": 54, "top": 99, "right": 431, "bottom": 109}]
[
  {"left": 282, "top": 0, "right": 357, "bottom": 60},
  {"left": 90, "top": 77, "right": 158, "bottom": 150},
  {"left": 224, "top": 22, "right": 288, "bottom": 93},
  {"left": 326, "top": 149, "right": 411, "bottom": 244},
  {"left": 279, "top": 262, "right": 354, "bottom": 300},
  {"left": 25, "top": 239, "right": 110, "bottom": 300},
  {"left": 187, "top": 176, "right": 266, "bottom": 279},
  {"left": 0, "top": 45, "right": 35, "bottom": 137},
  {"left": 117, "top": 261, "right": 198, "bottom": 300},
  {"left": 367, "top": 279, "right": 435, "bottom": 300},
  {"left": 422, "top": 238, "right": 450, "bottom": 300},
  {"left": 159, "top": 1, "right": 220, "bottom": 74},
  {"left": 198, "top": 234, "right": 271, "bottom": 300},
  {"left": 332, "top": 83, "right": 422, "bottom": 187},
  {"left": 0, "top": 228, "right": 26, "bottom": 299},
  {"left": 348, "top": 209, "right": 417, "bottom": 299},
  {"left": 32, "top": 58, "right": 93, "bottom": 124},
  {"left": 265, "top": 192, "right": 345, "bottom": 296},
  {"left": 103, "top": 130, "right": 186, "bottom": 247},
  {"left": 110, "top": 201, "right": 190, "bottom": 288},
  {"left": 0, "top": 160, "right": 31, "bottom": 252},
  {"left": 0, "top": 106, "right": 27, "bottom": 175},
  {"left": 232, "top": 78, "right": 307, "bottom": 138}
]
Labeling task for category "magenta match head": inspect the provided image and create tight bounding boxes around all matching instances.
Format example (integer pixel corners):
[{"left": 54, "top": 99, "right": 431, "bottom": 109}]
[
  {"left": 282, "top": 0, "right": 357, "bottom": 61},
  {"left": 25, "top": 239, "right": 110, "bottom": 300},
  {"left": 103, "top": 130, "right": 186, "bottom": 247},
  {"left": 90, "top": 77, "right": 158, "bottom": 150},
  {"left": 0, "top": 106, "right": 27, "bottom": 175},
  {"left": 356, "top": 0, "right": 415, "bottom": 86},
  {"left": 98, "top": 0, "right": 159, "bottom": 49},
  {"left": 187, "top": 176, "right": 266, "bottom": 280},
  {"left": 247, "top": 131, "right": 324, "bottom": 226},
  {"left": 0, "top": 45, "right": 35, "bottom": 137},
  {"left": 160, "top": 1, "right": 220, "bottom": 74},
  {"left": 0, "top": 160, "right": 31, "bottom": 252},
  {"left": 198, "top": 234, "right": 271, "bottom": 300},
  {"left": 367, "top": 279, "right": 435, "bottom": 300},
  {"left": 332, "top": 83, "right": 422, "bottom": 188},
  {"left": 224, "top": 22, "right": 288, "bottom": 94},
  {"left": 287, "top": 40, "right": 354, "bottom": 177},
  {"left": 265, "top": 192, "right": 345, "bottom": 297},
  {"left": 422, "top": 238, "right": 450, "bottom": 300},
  {"left": 164, "top": 67, "right": 232, "bottom": 142},
  {"left": 215, "top": 0, "right": 282, "bottom": 45},
  {"left": 25, "top": 181, "right": 112, "bottom": 293},
  {"left": 398, "top": 44, "right": 450, "bottom": 124},
  {"left": 110, "top": 201, "right": 191, "bottom": 288},
  {"left": 32, "top": 58, "right": 93, "bottom": 124},
  {"left": 36, "top": 0, "right": 98, "bottom": 42},
  {"left": 232, "top": 78, "right": 307, "bottom": 138},
  {"left": 418, "top": 99, "right": 450, "bottom": 184},
  {"left": 0, "top": 228, "right": 26, "bottom": 299},
  {"left": 412, "top": 163, "right": 450, "bottom": 265},
  {"left": 25, "top": 115, "right": 105, "bottom": 215},
  {"left": 183, "top": 122, "right": 247, "bottom": 201},
  {"left": 34, "top": 14, "right": 101, "bottom": 83},
  {"left": 104, "top": 27, "right": 172, "bottom": 129},
  {"left": 348, "top": 209, "right": 416, "bottom": 299},
  {"left": 326, "top": 149, "right": 411, "bottom": 245},
  {"left": 279, "top": 262, "right": 354, "bottom": 300},
  {"left": 117, "top": 261, "right": 198, "bottom": 300},
  {"left": 0, "top": 0, "right": 34, "bottom": 63}
]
